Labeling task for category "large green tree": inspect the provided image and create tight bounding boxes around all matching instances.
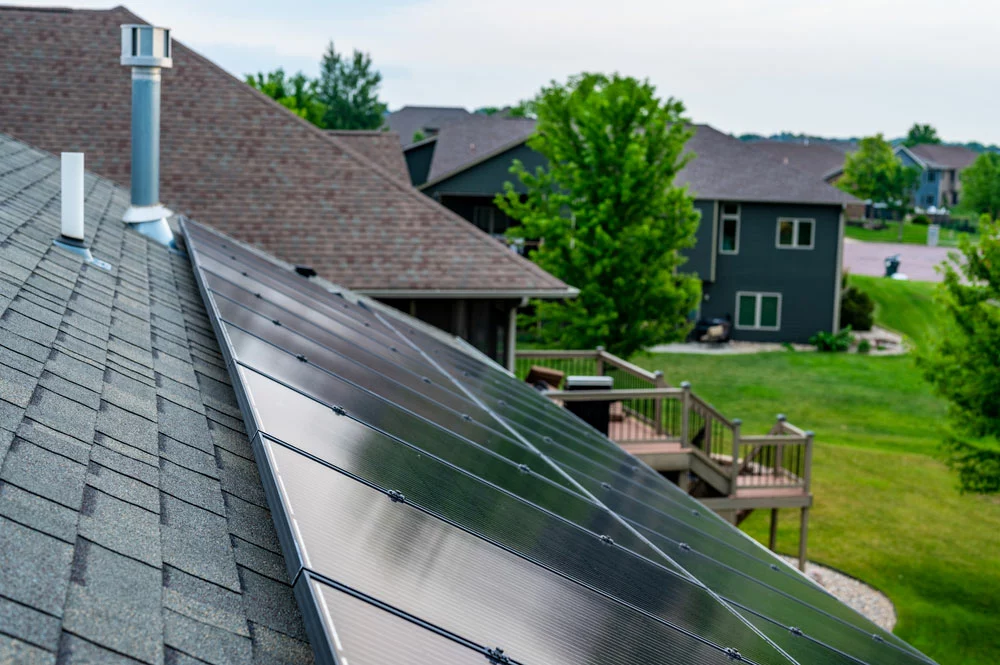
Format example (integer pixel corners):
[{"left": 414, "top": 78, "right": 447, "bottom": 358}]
[
  {"left": 904, "top": 123, "right": 941, "bottom": 147},
  {"left": 317, "top": 41, "right": 388, "bottom": 130},
  {"left": 245, "top": 69, "right": 326, "bottom": 126},
  {"left": 919, "top": 221, "right": 1000, "bottom": 492},
  {"left": 496, "top": 73, "right": 701, "bottom": 357},
  {"left": 838, "top": 134, "right": 918, "bottom": 238},
  {"left": 960, "top": 153, "right": 1000, "bottom": 219}
]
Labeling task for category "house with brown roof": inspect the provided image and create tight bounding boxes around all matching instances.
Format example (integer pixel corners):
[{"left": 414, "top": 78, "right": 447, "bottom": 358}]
[
  {"left": 385, "top": 106, "right": 472, "bottom": 145},
  {"left": 894, "top": 144, "right": 979, "bottom": 209},
  {"left": 0, "top": 5, "right": 576, "bottom": 367},
  {"left": 406, "top": 117, "right": 859, "bottom": 343}
]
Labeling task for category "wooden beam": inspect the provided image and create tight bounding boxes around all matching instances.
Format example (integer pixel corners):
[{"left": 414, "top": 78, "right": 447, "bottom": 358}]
[{"left": 700, "top": 493, "right": 812, "bottom": 511}]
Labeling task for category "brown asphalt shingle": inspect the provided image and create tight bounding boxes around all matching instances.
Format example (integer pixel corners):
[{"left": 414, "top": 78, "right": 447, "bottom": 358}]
[
  {"left": 0, "top": 5, "right": 570, "bottom": 296},
  {"left": 325, "top": 130, "right": 410, "bottom": 182}
]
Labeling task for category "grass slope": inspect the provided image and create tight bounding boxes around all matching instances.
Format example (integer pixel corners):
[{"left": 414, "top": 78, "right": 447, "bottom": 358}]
[
  {"left": 849, "top": 275, "right": 940, "bottom": 347},
  {"left": 630, "top": 278, "right": 1000, "bottom": 665}
]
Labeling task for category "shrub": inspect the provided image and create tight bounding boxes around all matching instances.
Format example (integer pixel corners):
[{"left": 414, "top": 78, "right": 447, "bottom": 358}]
[
  {"left": 840, "top": 286, "right": 875, "bottom": 331},
  {"left": 810, "top": 326, "right": 854, "bottom": 352},
  {"left": 857, "top": 338, "right": 872, "bottom": 354},
  {"left": 912, "top": 214, "right": 931, "bottom": 225}
]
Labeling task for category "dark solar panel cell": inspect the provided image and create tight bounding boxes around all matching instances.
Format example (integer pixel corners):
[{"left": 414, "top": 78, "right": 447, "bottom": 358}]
[
  {"left": 263, "top": 438, "right": 778, "bottom": 665},
  {"left": 210, "top": 288, "right": 476, "bottom": 415},
  {"left": 203, "top": 269, "right": 443, "bottom": 378},
  {"left": 303, "top": 577, "right": 486, "bottom": 664},
  {"left": 226, "top": 329, "right": 577, "bottom": 492}
]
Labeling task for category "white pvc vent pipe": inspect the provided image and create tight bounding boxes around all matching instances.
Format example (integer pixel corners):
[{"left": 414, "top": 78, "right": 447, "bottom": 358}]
[{"left": 60, "top": 152, "right": 85, "bottom": 242}]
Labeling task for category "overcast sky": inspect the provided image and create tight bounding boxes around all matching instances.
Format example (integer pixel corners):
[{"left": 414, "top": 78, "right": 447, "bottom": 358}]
[{"left": 16, "top": 0, "right": 1000, "bottom": 142}]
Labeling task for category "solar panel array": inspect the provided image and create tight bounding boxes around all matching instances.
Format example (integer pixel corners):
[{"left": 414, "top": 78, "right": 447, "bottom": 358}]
[{"left": 182, "top": 220, "right": 935, "bottom": 665}]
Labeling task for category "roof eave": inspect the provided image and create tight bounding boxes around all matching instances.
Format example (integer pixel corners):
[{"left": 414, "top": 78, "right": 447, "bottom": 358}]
[{"left": 354, "top": 287, "right": 579, "bottom": 300}]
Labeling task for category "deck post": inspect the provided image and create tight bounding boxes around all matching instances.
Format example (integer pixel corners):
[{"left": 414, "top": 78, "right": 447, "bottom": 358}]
[
  {"left": 730, "top": 418, "right": 742, "bottom": 495},
  {"left": 680, "top": 382, "right": 691, "bottom": 447},
  {"left": 595, "top": 346, "right": 605, "bottom": 376},
  {"left": 798, "top": 507, "right": 809, "bottom": 571},
  {"left": 653, "top": 371, "right": 665, "bottom": 435},
  {"left": 769, "top": 508, "right": 778, "bottom": 551},
  {"left": 803, "top": 430, "right": 814, "bottom": 493}
]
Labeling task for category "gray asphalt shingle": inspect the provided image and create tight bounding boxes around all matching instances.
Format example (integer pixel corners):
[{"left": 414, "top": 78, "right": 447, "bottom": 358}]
[{"left": 0, "top": 133, "right": 311, "bottom": 662}]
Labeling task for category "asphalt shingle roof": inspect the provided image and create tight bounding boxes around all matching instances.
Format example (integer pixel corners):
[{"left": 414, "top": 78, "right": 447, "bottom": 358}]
[
  {"left": 0, "top": 133, "right": 313, "bottom": 665},
  {"left": 324, "top": 130, "right": 410, "bottom": 182},
  {"left": 0, "top": 6, "right": 570, "bottom": 297},
  {"left": 417, "top": 118, "right": 857, "bottom": 206},
  {"left": 750, "top": 140, "right": 849, "bottom": 180},
  {"left": 904, "top": 143, "right": 979, "bottom": 170},
  {"left": 422, "top": 115, "right": 538, "bottom": 184},
  {"left": 386, "top": 106, "right": 471, "bottom": 145}
]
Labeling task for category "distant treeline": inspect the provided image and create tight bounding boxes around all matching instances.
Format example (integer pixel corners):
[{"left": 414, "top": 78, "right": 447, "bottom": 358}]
[{"left": 738, "top": 131, "right": 999, "bottom": 153}]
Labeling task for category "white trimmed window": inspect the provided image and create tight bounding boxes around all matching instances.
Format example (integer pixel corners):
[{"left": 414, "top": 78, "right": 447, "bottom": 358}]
[
  {"left": 735, "top": 292, "right": 781, "bottom": 331},
  {"left": 776, "top": 218, "right": 815, "bottom": 249},
  {"left": 719, "top": 203, "right": 740, "bottom": 254}
]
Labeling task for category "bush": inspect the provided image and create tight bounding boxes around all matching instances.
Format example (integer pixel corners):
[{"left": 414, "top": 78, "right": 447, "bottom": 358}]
[
  {"left": 840, "top": 286, "right": 875, "bottom": 331},
  {"left": 912, "top": 214, "right": 931, "bottom": 225},
  {"left": 857, "top": 338, "right": 872, "bottom": 354},
  {"left": 810, "top": 326, "right": 854, "bottom": 352}
]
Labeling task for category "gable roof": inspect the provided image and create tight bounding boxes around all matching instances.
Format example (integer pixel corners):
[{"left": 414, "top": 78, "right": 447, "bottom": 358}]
[
  {"left": 419, "top": 114, "right": 538, "bottom": 184},
  {"left": 0, "top": 6, "right": 571, "bottom": 299},
  {"left": 0, "top": 133, "right": 314, "bottom": 664},
  {"left": 385, "top": 105, "right": 472, "bottom": 145},
  {"left": 901, "top": 143, "right": 979, "bottom": 170},
  {"left": 750, "top": 141, "right": 850, "bottom": 180},
  {"left": 418, "top": 119, "right": 857, "bottom": 206},
  {"left": 324, "top": 130, "right": 410, "bottom": 182}
]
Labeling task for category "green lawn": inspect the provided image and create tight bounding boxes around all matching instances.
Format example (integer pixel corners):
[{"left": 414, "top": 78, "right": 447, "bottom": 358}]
[
  {"left": 845, "top": 222, "right": 975, "bottom": 248},
  {"left": 627, "top": 279, "right": 1000, "bottom": 665},
  {"left": 848, "top": 274, "right": 940, "bottom": 347}
]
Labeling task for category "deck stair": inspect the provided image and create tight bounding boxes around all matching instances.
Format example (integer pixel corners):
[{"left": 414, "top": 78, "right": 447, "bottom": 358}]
[{"left": 517, "top": 347, "right": 814, "bottom": 570}]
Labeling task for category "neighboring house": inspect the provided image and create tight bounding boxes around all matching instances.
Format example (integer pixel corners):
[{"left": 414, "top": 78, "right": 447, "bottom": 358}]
[
  {"left": 0, "top": 6, "right": 576, "bottom": 366},
  {"left": 409, "top": 119, "right": 858, "bottom": 343},
  {"left": 894, "top": 144, "right": 979, "bottom": 209},
  {"left": 385, "top": 105, "right": 471, "bottom": 144}
]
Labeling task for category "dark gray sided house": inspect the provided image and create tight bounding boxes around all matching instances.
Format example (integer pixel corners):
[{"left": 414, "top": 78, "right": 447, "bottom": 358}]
[
  {"left": 406, "top": 117, "right": 859, "bottom": 343},
  {"left": 0, "top": 7, "right": 576, "bottom": 369}
]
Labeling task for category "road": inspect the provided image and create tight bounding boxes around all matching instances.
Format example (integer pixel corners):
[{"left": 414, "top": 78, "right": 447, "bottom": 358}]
[{"left": 842, "top": 238, "right": 957, "bottom": 282}]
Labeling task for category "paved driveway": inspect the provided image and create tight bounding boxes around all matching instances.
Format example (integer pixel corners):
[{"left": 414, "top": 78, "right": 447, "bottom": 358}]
[{"left": 843, "top": 238, "right": 957, "bottom": 282}]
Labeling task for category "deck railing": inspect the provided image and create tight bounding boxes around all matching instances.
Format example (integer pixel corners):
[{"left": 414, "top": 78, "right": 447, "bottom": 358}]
[{"left": 518, "top": 349, "right": 812, "bottom": 494}]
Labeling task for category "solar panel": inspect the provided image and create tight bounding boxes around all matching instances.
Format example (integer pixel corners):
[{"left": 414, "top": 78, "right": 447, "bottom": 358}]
[{"left": 182, "top": 219, "right": 935, "bottom": 665}]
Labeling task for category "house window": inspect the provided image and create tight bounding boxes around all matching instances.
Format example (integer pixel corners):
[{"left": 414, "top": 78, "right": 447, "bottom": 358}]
[
  {"left": 735, "top": 292, "right": 781, "bottom": 331},
  {"left": 924, "top": 195, "right": 934, "bottom": 206},
  {"left": 775, "top": 218, "right": 815, "bottom": 249},
  {"left": 472, "top": 205, "right": 510, "bottom": 236},
  {"left": 927, "top": 170, "right": 936, "bottom": 182},
  {"left": 719, "top": 203, "right": 740, "bottom": 254}
]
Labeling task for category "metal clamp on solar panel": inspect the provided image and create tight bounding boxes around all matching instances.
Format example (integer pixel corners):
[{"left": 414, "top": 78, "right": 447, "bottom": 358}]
[{"left": 564, "top": 375, "right": 614, "bottom": 435}]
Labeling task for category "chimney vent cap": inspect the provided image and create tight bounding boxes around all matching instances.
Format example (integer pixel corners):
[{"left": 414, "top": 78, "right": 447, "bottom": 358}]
[{"left": 120, "top": 24, "right": 172, "bottom": 68}]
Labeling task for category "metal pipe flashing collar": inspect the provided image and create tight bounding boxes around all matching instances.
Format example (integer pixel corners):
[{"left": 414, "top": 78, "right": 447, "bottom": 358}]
[{"left": 120, "top": 24, "right": 176, "bottom": 249}]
